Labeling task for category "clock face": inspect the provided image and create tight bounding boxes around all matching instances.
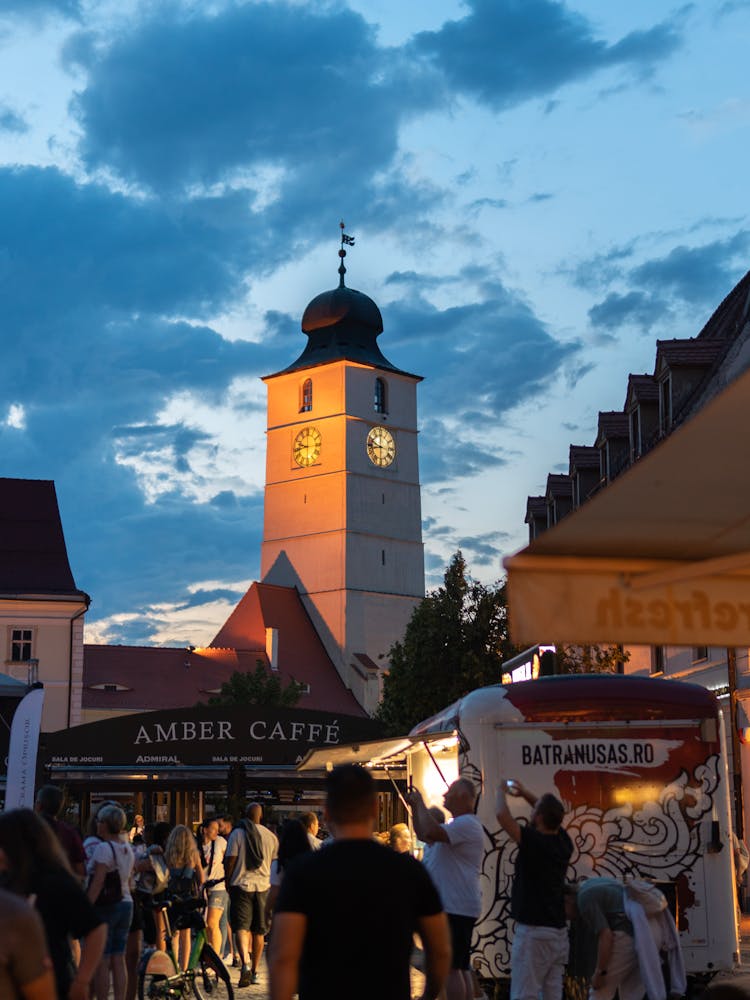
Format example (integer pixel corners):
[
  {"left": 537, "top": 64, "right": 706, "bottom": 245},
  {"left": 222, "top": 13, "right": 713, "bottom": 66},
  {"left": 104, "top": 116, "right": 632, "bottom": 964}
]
[
  {"left": 367, "top": 425, "right": 396, "bottom": 468},
  {"left": 293, "top": 426, "right": 322, "bottom": 467}
]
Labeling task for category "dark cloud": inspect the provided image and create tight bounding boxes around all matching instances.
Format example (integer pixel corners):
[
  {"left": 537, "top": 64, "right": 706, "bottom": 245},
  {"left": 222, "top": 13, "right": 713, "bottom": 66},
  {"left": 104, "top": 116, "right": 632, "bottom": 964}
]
[
  {"left": 587, "top": 232, "right": 750, "bottom": 332},
  {"left": 456, "top": 530, "right": 509, "bottom": 566},
  {"left": 588, "top": 290, "right": 668, "bottom": 331},
  {"left": 468, "top": 196, "right": 509, "bottom": 213},
  {"left": 0, "top": 165, "right": 303, "bottom": 627},
  {"left": 419, "top": 419, "right": 507, "bottom": 483},
  {"left": 383, "top": 275, "right": 580, "bottom": 427},
  {"left": 0, "top": 0, "right": 79, "bottom": 17},
  {"left": 568, "top": 243, "right": 636, "bottom": 291},
  {"left": 0, "top": 105, "right": 28, "bottom": 133},
  {"left": 411, "top": 0, "right": 682, "bottom": 111},
  {"left": 631, "top": 232, "right": 750, "bottom": 305},
  {"left": 0, "top": 166, "right": 262, "bottom": 326},
  {"left": 70, "top": 1, "right": 441, "bottom": 235}
]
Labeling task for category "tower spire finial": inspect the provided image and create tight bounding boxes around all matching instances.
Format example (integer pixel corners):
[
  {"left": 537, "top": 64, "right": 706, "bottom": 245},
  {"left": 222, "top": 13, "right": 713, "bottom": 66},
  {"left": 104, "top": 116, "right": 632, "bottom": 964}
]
[{"left": 338, "top": 220, "right": 355, "bottom": 288}]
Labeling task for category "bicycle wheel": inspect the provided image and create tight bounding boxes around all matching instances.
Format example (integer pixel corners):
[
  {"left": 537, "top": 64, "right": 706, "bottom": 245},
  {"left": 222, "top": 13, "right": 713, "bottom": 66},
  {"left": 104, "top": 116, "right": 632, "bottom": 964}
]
[
  {"left": 192, "top": 944, "right": 234, "bottom": 1000},
  {"left": 138, "top": 949, "right": 185, "bottom": 999}
]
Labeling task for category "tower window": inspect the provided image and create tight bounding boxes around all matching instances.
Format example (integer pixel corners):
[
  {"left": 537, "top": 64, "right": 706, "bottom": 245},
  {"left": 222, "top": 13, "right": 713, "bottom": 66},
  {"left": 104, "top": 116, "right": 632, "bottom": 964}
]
[
  {"left": 381, "top": 549, "right": 386, "bottom": 565},
  {"left": 300, "top": 378, "right": 313, "bottom": 413},
  {"left": 374, "top": 378, "right": 387, "bottom": 414}
]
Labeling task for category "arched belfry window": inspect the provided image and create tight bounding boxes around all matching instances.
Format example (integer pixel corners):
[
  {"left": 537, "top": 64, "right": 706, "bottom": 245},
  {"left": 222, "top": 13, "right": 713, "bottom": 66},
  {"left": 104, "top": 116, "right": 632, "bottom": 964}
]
[
  {"left": 300, "top": 378, "right": 313, "bottom": 413},
  {"left": 374, "top": 377, "right": 387, "bottom": 414}
]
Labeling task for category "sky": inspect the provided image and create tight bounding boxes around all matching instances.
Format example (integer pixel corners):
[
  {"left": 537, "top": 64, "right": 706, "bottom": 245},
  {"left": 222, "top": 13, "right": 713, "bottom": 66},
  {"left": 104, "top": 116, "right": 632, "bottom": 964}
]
[{"left": 1, "top": 0, "right": 749, "bottom": 648}]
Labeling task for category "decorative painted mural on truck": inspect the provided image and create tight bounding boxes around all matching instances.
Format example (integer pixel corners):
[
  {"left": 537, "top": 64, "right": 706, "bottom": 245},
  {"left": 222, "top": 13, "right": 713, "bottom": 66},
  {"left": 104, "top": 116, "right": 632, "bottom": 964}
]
[
  {"left": 469, "top": 738, "right": 720, "bottom": 978},
  {"left": 411, "top": 676, "right": 724, "bottom": 981}
]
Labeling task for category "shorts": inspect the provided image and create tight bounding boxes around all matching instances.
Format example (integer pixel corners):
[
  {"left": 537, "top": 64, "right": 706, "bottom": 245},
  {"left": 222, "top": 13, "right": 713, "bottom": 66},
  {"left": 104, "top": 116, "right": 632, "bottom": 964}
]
[
  {"left": 96, "top": 899, "right": 134, "bottom": 956},
  {"left": 511, "top": 923, "right": 568, "bottom": 1000},
  {"left": 208, "top": 887, "right": 229, "bottom": 913},
  {"left": 447, "top": 913, "right": 476, "bottom": 970},
  {"left": 229, "top": 887, "right": 270, "bottom": 935}
]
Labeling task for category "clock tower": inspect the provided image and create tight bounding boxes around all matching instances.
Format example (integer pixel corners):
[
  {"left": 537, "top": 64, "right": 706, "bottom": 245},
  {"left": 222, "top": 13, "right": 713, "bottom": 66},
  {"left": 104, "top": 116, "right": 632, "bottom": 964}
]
[{"left": 260, "top": 247, "right": 424, "bottom": 713}]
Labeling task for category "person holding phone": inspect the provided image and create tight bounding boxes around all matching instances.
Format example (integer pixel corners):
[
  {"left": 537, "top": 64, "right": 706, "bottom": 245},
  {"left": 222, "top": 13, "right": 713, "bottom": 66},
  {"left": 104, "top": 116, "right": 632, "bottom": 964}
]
[
  {"left": 496, "top": 780, "right": 572, "bottom": 1000},
  {"left": 406, "top": 778, "right": 484, "bottom": 1000}
]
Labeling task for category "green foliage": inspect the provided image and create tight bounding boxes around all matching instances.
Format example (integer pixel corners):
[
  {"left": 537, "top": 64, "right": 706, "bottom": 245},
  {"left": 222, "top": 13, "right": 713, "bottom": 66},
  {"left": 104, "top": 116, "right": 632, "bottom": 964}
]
[
  {"left": 555, "top": 644, "right": 630, "bottom": 674},
  {"left": 206, "top": 660, "right": 305, "bottom": 707},
  {"left": 376, "top": 552, "right": 520, "bottom": 735}
]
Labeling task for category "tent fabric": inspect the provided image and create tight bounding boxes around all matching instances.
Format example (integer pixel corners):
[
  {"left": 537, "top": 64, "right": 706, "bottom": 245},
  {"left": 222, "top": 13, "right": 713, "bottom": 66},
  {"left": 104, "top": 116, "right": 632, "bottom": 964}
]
[
  {"left": 504, "top": 366, "right": 750, "bottom": 646},
  {"left": 296, "top": 730, "right": 456, "bottom": 772}
]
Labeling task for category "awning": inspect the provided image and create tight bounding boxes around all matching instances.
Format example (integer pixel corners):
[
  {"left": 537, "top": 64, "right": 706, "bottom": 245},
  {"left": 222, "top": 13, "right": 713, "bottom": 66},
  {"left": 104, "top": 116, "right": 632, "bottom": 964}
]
[
  {"left": 296, "top": 730, "right": 457, "bottom": 772},
  {"left": 504, "top": 364, "right": 750, "bottom": 647}
]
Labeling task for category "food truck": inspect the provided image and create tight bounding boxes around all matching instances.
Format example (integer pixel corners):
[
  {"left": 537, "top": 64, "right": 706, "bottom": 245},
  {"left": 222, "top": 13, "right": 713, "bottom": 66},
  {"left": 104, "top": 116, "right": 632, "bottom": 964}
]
[{"left": 299, "top": 674, "right": 739, "bottom": 982}]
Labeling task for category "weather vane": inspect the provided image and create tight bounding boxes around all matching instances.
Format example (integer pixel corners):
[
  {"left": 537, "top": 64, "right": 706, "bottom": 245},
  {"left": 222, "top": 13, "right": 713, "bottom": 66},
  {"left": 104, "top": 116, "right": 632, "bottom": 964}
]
[{"left": 338, "top": 220, "right": 355, "bottom": 287}]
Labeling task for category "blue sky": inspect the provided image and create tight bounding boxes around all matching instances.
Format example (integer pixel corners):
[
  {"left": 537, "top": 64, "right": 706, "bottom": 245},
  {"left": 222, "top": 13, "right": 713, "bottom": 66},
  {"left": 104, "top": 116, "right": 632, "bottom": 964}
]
[{"left": 1, "top": 0, "right": 748, "bottom": 646}]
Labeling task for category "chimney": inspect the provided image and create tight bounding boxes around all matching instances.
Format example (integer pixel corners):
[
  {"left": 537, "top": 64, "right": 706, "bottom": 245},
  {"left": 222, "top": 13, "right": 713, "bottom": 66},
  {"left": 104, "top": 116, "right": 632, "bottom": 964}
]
[{"left": 265, "top": 627, "right": 279, "bottom": 671}]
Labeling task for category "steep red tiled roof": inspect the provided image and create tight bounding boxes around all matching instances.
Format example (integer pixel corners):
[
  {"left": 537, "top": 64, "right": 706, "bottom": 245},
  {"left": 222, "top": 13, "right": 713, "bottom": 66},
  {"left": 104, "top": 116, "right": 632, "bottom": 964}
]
[
  {"left": 0, "top": 478, "right": 87, "bottom": 597},
  {"left": 83, "top": 625, "right": 366, "bottom": 716},
  {"left": 655, "top": 339, "right": 728, "bottom": 368},
  {"left": 596, "top": 412, "right": 629, "bottom": 440},
  {"left": 569, "top": 445, "right": 599, "bottom": 472},
  {"left": 624, "top": 374, "right": 659, "bottom": 408},
  {"left": 211, "top": 582, "right": 365, "bottom": 714}
]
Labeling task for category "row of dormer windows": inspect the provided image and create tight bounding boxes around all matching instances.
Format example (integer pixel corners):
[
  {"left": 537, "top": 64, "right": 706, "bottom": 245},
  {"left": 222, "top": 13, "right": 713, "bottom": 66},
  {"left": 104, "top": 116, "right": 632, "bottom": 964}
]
[{"left": 299, "top": 376, "right": 389, "bottom": 414}]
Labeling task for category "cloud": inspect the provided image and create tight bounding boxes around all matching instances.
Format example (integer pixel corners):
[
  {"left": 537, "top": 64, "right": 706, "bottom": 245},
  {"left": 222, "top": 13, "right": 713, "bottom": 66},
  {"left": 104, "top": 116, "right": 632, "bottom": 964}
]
[
  {"left": 0, "top": 105, "right": 28, "bottom": 133},
  {"left": 70, "top": 1, "right": 442, "bottom": 235},
  {"left": 0, "top": 165, "right": 305, "bottom": 632},
  {"left": 383, "top": 273, "right": 581, "bottom": 429},
  {"left": 586, "top": 232, "right": 750, "bottom": 332},
  {"left": 588, "top": 290, "right": 669, "bottom": 332},
  {"left": 0, "top": 0, "right": 79, "bottom": 18},
  {"left": 0, "top": 166, "right": 264, "bottom": 327},
  {"left": 411, "top": 0, "right": 683, "bottom": 111}
]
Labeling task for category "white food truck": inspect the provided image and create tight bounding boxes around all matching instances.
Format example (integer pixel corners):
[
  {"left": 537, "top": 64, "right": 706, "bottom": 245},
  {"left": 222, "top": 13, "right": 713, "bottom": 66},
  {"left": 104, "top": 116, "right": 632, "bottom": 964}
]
[{"left": 299, "top": 674, "right": 740, "bottom": 983}]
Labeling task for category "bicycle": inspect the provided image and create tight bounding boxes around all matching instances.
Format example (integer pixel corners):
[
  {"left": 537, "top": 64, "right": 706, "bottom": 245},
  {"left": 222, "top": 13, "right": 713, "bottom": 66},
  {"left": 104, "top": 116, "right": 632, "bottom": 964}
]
[{"left": 137, "top": 880, "right": 234, "bottom": 999}]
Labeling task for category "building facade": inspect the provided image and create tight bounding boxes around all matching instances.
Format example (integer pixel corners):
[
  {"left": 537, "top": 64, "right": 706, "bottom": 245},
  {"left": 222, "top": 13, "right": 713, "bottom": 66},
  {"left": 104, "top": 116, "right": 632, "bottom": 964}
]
[
  {"left": 0, "top": 478, "right": 89, "bottom": 731},
  {"left": 523, "top": 267, "right": 750, "bottom": 835},
  {"left": 260, "top": 270, "right": 425, "bottom": 713}
]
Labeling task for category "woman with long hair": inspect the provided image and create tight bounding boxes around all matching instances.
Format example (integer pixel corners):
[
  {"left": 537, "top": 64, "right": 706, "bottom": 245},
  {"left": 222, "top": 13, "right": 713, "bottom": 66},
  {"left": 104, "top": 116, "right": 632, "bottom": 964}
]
[
  {"left": 86, "top": 803, "right": 135, "bottom": 1000},
  {"left": 268, "top": 818, "right": 312, "bottom": 912},
  {"left": 164, "top": 824, "right": 205, "bottom": 970},
  {"left": 199, "top": 818, "right": 228, "bottom": 959},
  {"left": 0, "top": 808, "right": 106, "bottom": 1000}
]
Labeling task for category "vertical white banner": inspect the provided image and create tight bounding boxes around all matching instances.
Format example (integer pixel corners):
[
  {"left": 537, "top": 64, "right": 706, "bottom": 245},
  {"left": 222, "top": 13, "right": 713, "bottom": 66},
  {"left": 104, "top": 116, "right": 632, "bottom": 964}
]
[{"left": 5, "top": 687, "right": 45, "bottom": 810}]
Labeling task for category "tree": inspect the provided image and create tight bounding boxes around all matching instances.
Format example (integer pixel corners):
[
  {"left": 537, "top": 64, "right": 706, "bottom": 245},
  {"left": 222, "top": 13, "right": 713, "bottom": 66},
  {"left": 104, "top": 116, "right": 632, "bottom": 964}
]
[
  {"left": 206, "top": 661, "right": 305, "bottom": 708},
  {"left": 555, "top": 644, "right": 629, "bottom": 674},
  {"left": 376, "top": 552, "right": 520, "bottom": 735}
]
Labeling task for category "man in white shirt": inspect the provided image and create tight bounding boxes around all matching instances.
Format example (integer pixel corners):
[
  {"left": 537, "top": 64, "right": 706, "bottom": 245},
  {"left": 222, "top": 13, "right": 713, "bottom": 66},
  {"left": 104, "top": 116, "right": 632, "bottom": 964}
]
[
  {"left": 300, "top": 812, "right": 323, "bottom": 850},
  {"left": 407, "top": 778, "right": 484, "bottom": 1000},
  {"left": 224, "top": 802, "right": 278, "bottom": 988}
]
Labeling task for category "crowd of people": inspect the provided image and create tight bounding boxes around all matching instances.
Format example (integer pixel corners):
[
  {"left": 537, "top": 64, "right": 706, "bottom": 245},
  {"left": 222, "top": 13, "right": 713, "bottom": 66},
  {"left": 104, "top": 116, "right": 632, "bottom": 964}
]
[{"left": 0, "top": 770, "right": 703, "bottom": 1000}]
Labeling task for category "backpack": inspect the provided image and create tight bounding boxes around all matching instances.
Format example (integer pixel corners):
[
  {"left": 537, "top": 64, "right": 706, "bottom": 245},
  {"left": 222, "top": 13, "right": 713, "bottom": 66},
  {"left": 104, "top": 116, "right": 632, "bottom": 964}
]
[
  {"left": 624, "top": 878, "right": 668, "bottom": 915},
  {"left": 95, "top": 842, "right": 123, "bottom": 906},
  {"left": 167, "top": 865, "right": 199, "bottom": 899},
  {"left": 241, "top": 819, "right": 264, "bottom": 872}
]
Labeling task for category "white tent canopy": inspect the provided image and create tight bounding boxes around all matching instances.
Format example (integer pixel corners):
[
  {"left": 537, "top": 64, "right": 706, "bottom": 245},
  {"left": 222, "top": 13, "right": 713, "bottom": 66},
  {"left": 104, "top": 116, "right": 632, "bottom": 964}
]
[{"left": 504, "top": 365, "right": 750, "bottom": 647}]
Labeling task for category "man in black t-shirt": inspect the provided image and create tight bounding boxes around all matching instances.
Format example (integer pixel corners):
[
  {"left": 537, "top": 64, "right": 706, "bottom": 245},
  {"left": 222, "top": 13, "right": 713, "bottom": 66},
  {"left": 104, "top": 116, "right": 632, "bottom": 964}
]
[
  {"left": 496, "top": 780, "right": 573, "bottom": 1000},
  {"left": 269, "top": 764, "right": 451, "bottom": 1000}
]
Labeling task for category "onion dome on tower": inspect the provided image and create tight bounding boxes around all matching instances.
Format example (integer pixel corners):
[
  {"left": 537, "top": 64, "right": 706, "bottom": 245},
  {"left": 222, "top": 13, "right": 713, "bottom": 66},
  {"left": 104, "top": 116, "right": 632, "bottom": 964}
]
[{"left": 274, "top": 222, "right": 417, "bottom": 377}]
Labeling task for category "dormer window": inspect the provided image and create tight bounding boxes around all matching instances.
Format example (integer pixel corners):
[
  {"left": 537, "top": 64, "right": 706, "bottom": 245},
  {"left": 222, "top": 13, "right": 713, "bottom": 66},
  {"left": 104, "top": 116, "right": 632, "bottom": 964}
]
[
  {"left": 300, "top": 378, "right": 313, "bottom": 413},
  {"left": 374, "top": 378, "right": 387, "bottom": 414}
]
